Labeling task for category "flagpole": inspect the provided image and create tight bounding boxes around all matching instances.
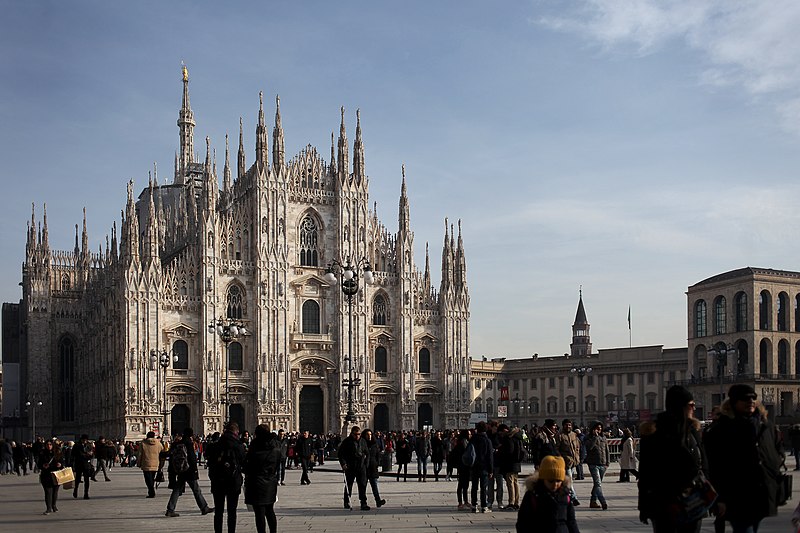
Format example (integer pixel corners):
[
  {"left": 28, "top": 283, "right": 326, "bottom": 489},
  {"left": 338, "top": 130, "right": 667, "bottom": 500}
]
[{"left": 628, "top": 305, "right": 632, "bottom": 347}]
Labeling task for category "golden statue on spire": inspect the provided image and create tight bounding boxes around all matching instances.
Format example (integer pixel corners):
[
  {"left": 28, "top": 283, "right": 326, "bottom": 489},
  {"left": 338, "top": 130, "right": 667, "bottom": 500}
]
[{"left": 181, "top": 61, "right": 188, "bottom": 82}]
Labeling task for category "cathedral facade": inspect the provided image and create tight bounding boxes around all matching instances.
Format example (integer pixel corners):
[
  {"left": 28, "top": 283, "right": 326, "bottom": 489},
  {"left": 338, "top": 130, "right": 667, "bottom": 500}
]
[{"left": 5, "top": 67, "right": 471, "bottom": 440}]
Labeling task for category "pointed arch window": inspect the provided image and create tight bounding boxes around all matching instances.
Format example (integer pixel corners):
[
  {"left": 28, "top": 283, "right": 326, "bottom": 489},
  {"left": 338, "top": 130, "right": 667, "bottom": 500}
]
[
  {"left": 60, "top": 274, "right": 70, "bottom": 291},
  {"left": 229, "top": 342, "right": 243, "bottom": 371},
  {"left": 695, "top": 300, "right": 707, "bottom": 337},
  {"left": 302, "top": 300, "right": 320, "bottom": 334},
  {"left": 374, "top": 346, "right": 388, "bottom": 375},
  {"left": 299, "top": 216, "right": 319, "bottom": 266},
  {"left": 58, "top": 337, "right": 75, "bottom": 422},
  {"left": 418, "top": 347, "right": 431, "bottom": 374},
  {"left": 714, "top": 296, "right": 726, "bottom": 335},
  {"left": 735, "top": 292, "right": 748, "bottom": 332},
  {"left": 372, "top": 295, "right": 388, "bottom": 325},
  {"left": 227, "top": 285, "right": 244, "bottom": 319},
  {"left": 173, "top": 340, "right": 189, "bottom": 370}
]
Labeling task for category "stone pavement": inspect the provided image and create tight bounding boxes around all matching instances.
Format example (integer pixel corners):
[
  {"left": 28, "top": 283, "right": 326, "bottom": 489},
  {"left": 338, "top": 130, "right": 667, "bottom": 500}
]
[{"left": 0, "top": 463, "right": 797, "bottom": 532}]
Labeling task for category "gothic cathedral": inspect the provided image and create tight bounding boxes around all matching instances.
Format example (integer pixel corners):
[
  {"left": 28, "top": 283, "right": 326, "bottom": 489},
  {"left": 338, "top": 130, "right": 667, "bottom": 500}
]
[{"left": 11, "top": 67, "right": 471, "bottom": 440}]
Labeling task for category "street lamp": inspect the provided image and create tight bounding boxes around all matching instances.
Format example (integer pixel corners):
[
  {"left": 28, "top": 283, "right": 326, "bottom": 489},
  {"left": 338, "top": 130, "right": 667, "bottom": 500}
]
[
  {"left": 25, "top": 398, "right": 43, "bottom": 441},
  {"left": 208, "top": 318, "right": 248, "bottom": 420},
  {"left": 323, "top": 257, "right": 375, "bottom": 431},
  {"left": 570, "top": 365, "right": 592, "bottom": 429},
  {"left": 708, "top": 344, "right": 737, "bottom": 405},
  {"left": 150, "top": 349, "right": 178, "bottom": 437}
]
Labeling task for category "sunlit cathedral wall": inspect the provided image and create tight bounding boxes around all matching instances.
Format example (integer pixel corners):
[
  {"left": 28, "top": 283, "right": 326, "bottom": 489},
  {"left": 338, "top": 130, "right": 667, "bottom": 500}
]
[{"left": 11, "top": 67, "right": 471, "bottom": 440}]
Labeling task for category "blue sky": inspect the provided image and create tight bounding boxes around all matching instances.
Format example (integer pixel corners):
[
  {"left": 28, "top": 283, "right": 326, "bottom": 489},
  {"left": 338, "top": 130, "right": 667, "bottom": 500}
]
[{"left": 3, "top": 1, "right": 800, "bottom": 358}]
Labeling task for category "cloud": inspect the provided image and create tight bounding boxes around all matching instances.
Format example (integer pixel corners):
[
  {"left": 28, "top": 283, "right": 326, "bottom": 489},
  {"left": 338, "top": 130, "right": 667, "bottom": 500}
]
[{"left": 537, "top": 1, "right": 800, "bottom": 133}]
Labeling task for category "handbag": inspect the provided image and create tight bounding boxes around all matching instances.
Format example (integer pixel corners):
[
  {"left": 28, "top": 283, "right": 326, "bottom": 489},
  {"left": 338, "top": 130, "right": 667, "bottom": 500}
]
[
  {"left": 51, "top": 467, "right": 75, "bottom": 486},
  {"left": 670, "top": 471, "right": 718, "bottom": 525},
  {"left": 155, "top": 469, "right": 165, "bottom": 483}
]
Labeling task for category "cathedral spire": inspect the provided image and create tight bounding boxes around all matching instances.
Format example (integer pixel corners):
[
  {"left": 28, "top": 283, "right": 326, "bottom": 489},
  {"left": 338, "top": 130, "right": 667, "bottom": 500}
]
[
  {"left": 353, "top": 108, "right": 365, "bottom": 183},
  {"left": 455, "top": 219, "right": 467, "bottom": 290},
  {"left": 272, "top": 94, "right": 285, "bottom": 169},
  {"left": 81, "top": 207, "right": 89, "bottom": 259},
  {"left": 424, "top": 242, "right": 431, "bottom": 291},
  {"left": 398, "top": 164, "right": 410, "bottom": 235},
  {"left": 337, "top": 107, "right": 349, "bottom": 180},
  {"left": 41, "top": 203, "right": 49, "bottom": 254},
  {"left": 203, "top": 137, "right": 217, "bottom": 212},
  {"left": 237, "top": 117, "right": 246, "bottom": 179},
  {"left": 143, "top": 182, "right": 160, "bottom": 264},
  {"left": 330, "top": 131, "right": 336, "bottom": 175},
  {"left": 27, "top": 203, "right": 37, "bottom": 252},
  {"left": 570, "top": 289, "right": 592, "bottom": 357},
  {"left": 223, "top": 133, "right": 232, "bottom": 195},
  {"left": 178, "top": 61, "right": 195, "bottom": 183},
  {"left": 441, "top": 218, "right": 453, "bottom": 291},
  {"left": 122, "top": 180, "right": 140, "bottom": 266},
  {"left": 74, "top": 224, "right": 80, "bottom": 257},
  {"left": 255, "top": 91, "right": 268, "bottom": 170}
]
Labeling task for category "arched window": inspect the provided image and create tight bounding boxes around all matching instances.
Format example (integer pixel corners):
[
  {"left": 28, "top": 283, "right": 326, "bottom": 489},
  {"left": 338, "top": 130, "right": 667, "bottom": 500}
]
[
  {"left": 795, "top": 341, "right": 800, "bottom": 378},
  {"left": 60, "top": 274, "right": 70, "bottom": 291},
  {"left": 695, "top": 300, "right": 707, "bottom": 337},
  {"left": 714, "top": 296, "right": 727, "bottom": 335},
  {"left": 372, "top": 295, "right": 387, "bottom": 325},
  {"left": 227, "top": 285, "right": 244, "bottom": 319},
  {"left": 228, "top": 342, "right": 243, "bottom": 371},
  {"left": 796, "top": 295, "right": 800, "bottom": 332},
  {"left": 778, "top": 340, "right": 789, "bottom": 376},
  {"left": 298, "top": 216, "right": 319, "bottom": 266},
  {"left": 302, "top": 300, "right": 320, "bottom": 334},
  {"left": 173, "top": 340, "right": 189, "bottom": 370},
  {"left": 736, "top": 341, "right": 749, "bottom": 375},
  {"left": 374, "top": 346, "right": 387, "bottom": 374},
  {"left": 59, "top": 337, "right": 75, "bottom": 422},
  {"left": 759, "top": 339, "right": 770, "bottom": 375},
  {"left": 735, "top": 292, "right": 748, "bottom": 332},
  {"left": 778, "top": 293, "right": 789, "bottom": 331},
  {"left": 418, "top": 348, "right": 431, "bottom": 374},
  {"left": 759, "top": 291, "right": 772, "bottom": 330}
]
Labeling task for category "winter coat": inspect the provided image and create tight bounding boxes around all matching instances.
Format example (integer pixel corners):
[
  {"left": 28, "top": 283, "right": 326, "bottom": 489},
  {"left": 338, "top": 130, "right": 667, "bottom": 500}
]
[
  {"left": 414, "top": 435, "right": 431, "bottom": 460},
  {"left": 583, "top": 433, "right": 609, "bottom": 466},
  {"left": 470, "top": 432, "right": 494, "bottom": 473},
  {"left": 557, "top": 431, "right": 581, "bottom": 470},
  {"left": 137, "top": 437, "right": 163, "bottom": 472},
  {"left": 431, "top": 435, "right": 446, "bottom": 463},
  {"left": 338, "top": 435, "right": 368, "bottom": 473},
  {"left": 516, "top": 474, "right": 580, "bottom": 533},
  {"left": 498, "top": 429, "right": 523, "bottom": 475},
  {"left": 536, "top": 430, "right": 559, "bottom": 464},
  {"left": 72, "top": 441, "right": 94, "bottom": 473},
  {"left": 396, "top": 437, "right": 412, "bottom": 464},
  {"left": 704, "top": 400, "right": 783, "bottom": 523},
  {"left": 637, "top": 412, "right": 705, "bottom": 524},
  {"left": 365, "top": 438, "right": 381, "bottom": 479},
  {"left": 244, "top": 433, "right": 281, "bottom": 506},
  {"left": 169, "top": 439, "right": 200, "bottom": 482},
  {"left": 618, "top": 436, "right": 637, "bottom": 470},
  {"left": 38, "top": 448, "right": 63, "bottom": 488},
  {"left": 207, "top": 430, "right": 246, "bottom": 495}
]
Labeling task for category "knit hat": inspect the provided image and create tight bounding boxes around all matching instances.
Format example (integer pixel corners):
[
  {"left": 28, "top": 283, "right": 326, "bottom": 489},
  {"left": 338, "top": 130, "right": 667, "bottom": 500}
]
[
  {"left": 728, "top": 383, "right": 757, "bottom": 403},
  {"left": 665, "top": 385, "right": 693, "bottom": 414},
  {"left": 538, "top": 455, "right": 566, "bottom": 482}
]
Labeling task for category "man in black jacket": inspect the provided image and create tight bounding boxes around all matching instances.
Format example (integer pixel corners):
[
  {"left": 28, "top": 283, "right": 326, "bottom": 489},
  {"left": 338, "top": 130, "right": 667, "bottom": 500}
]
[
  {"left": 470, "top": 421, "right": 494, "bottom": 513},
  {"left": 297, "top": 430, "right": 313, "bottom": 485},
  {"left": 165, "top": 427, "right": 214, "bottom": 518},
  {"left": 207, "top": 422, "right": 246, "bottom": 533},
  {"left": 339, "top": 426, "right": 370, "bottom": 511}
]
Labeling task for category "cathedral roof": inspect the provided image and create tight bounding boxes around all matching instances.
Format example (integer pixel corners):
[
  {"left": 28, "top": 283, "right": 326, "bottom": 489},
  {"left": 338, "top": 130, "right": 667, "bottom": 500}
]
[{"left": 690, "top": 267, "right": 800, "bottom": 288}]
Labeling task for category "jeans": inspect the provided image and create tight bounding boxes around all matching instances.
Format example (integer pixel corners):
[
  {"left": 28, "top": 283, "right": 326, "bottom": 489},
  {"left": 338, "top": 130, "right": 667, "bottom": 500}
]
[
  {"left": 575, "top": 463, "right": 585, "bottom": 479},
  {"left": 300, "top": 458, "right": 311, "bottom": 484},
  {"left": 367, "top": 476, "right": 382, "bottom": 503},
  {"left": 488, "top": 467, "right": 503, "bottom": 507},
  {"left": 212, "top": 490, "right": 240, "bottom": 533},
  {"left": 143, "top": 470, "right": 156, "bottom": 496},
  {"left": 432, "top": 460, "right": 443, "bottom": 480},
  {"left": 96, "top": 458, "right": 110, "bottom": 480},
  {"left": 167, "top": 478, "right": 209, "bottom": 512},
  {"left": 417, "top": 457, "right": 428, "bottom": 479},
  {"left": 457, "top": 469, "right": 470, "bottom": 504},
  {"left": 470, "top": 469, "right": 490, "bottom": 509},
  {"left": 588, "top": 464, "right": 607, "bottom": 505},
  {"left": 343, "top": 470, "right": 367, "bottom": 507},
  {"left": 277, "top": 458, "right": 285, "bottom": 483}
]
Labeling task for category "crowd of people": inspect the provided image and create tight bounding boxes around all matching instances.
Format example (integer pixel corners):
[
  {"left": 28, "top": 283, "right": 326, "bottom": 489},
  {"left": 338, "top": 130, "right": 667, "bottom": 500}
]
[{"left": 2, "top": 383, "right": 798, "bottom": 533}]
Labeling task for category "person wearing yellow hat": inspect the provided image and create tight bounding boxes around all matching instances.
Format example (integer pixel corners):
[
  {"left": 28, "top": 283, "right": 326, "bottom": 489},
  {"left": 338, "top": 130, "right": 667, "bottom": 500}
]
[{"left": 516, "top": 455, "right": 579, "bottom": 532}]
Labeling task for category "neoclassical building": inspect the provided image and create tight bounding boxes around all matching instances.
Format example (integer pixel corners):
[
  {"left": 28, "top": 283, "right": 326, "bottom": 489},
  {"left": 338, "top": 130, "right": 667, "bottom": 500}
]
[
  {"left": 2, "top": 67, "right": 471, "bottom": 440},
  {"left": 684, "top": 267, "right": 800, "bottom": 422}
]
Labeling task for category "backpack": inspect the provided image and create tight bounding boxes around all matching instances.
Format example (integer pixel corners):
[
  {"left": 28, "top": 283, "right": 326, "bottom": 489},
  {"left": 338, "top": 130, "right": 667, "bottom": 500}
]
[
  {"left": 171, "top": 443, "right": 190, "bottom": 473},
  {"left": 215, "top": 446, "right": 240, "bottom": 480},
  {"left": 461, "top": 442, "right": 476, "bottom": 467}
]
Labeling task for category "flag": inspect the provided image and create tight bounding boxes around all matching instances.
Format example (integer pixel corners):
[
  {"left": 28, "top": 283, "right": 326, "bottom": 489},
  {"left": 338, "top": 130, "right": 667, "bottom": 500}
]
[{"left": 627, "top": 306, "right": 631, "bottom": 330}]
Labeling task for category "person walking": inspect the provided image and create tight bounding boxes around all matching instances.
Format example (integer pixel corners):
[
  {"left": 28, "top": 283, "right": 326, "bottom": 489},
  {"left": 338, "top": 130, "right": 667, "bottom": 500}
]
[
  {"left": 451, "top": 429, "right": 472, "bottom": 510},
  {"left": 94, "top": 436, "right": 112, "bottom": 482},
  {"left": 207, "top": 421, "right": 247, "bottom": 533},
  {"left": 415, "top": 430, "right": 432, "bottom": 482},
  {"left": 583, "top": 421, "right": 609, "bottom": 510},
  {"left": 470, "top": 421, "right": 495, "bottom": 513},
  {"left": 395, "top": 433, "right": 412, "bottom": 481},
  {"left": 499, "top": 425, "right": 524, "bottom": 511},
  {"left": 276, "top": 429, "right": 288, "bottom": 486},
  {"left": 339, "top": 426, "right": 370, "bottom": 510},
  {"left": 137, "top": 431, "right": 163, "bottom": 498},
  {"left": 431, "top": 431, "right": 446, "bottom": 481},
  {"left": 618, "top": 428, "right": 638, "bottom": 482},
  {"left": 72, "top": 434, "right": 94, "bottom": 499},
  {"left": 165, "top": 427, "right": 214, "bottom": 518},
  {"left": 244, "top": 424, "right": 281, "bottom": 533},
  {"left": 638, "top": 385, "right": 706, "bottom": 533},
  {"left": 38, "top": 439, "right": 63, "bottom": 515},
  {"left": 297, "top": 430, "right": 313, "bottom": 485},
  {"left": 362, "top": 429, "right": 386, "bottom": 508},
  {"left": 705, "top": 384, "right": 783, "bottom": 533}
]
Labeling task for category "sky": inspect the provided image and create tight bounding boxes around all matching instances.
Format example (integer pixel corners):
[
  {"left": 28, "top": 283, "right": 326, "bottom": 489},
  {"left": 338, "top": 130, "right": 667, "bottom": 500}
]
[{"left": 2, "top": 1, "right": 800, "bottom": 359}]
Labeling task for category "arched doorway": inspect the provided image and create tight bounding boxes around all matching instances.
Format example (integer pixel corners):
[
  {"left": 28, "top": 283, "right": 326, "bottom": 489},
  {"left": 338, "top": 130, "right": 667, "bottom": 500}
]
[
  {"left": 299, "top": 385, "right": 324, "bottom": 435},
  {"left": 418, "top": 403, "right": 433, "bottom": 431},
  {"left": 229, "top": 404, "right": 245, "bottom": 433},
  {"left": 171, "top": 404, "right": 190, "bottom": 437},
  {"left": 373, "top": 403, "right": 390, "bottom": 431}
]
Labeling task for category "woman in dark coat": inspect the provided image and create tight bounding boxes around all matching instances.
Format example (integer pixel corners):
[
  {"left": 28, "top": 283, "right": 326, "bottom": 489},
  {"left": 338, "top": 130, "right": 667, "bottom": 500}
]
[
  {"left": 38, "top": 440, "right": 63, "bottom": 515},
  {"left": 362, "top": 429, "right": 386, "bottom": 507},
  {"left": 245, "top": 424, "right": 282, "bottom": 533},
  {"left": 431, "top": 431, "right": 446, "bottom": 481},
  {"left": 395, "top": 433, "right": 412, "bottom": 481},
  {"left": 638, "top": 385, "right": 706, "bottom": 533}
]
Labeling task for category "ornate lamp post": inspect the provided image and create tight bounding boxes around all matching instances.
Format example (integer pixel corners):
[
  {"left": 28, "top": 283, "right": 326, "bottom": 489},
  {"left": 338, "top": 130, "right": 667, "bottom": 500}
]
[
  {"left": 208, "top": 318, "right": 248, "bottom": 421},
  {"left": 150, "top": 349, "right": 178, "bottom": 437},
  {"left": 708, "top": 344, "right": 737, "bottom": 404},
  {"left": 324, "top": 257, "right": 375, "bottom": 430},
  {"left": 25, "top": 397, "right": 43, "bottom": 441},
  {"left": 570, "top": 365, "right": 592, "bottom": 429}
]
